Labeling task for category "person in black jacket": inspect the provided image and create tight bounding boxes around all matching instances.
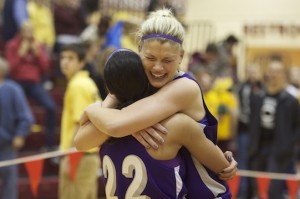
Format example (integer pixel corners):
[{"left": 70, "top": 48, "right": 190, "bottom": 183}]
[
  {"left": 248, "top": 60, "right": 300, "bottom": 199},
  {"left": 235, "top": 63, "right": 264, "bottom": 199}
]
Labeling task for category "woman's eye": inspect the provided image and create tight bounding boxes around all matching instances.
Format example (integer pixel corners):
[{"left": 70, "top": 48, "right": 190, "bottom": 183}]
[{"left": 146, "top": 57, "right": 155, "bottom": 61}]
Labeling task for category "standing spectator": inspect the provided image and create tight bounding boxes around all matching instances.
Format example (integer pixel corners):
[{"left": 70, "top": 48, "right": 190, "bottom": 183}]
[
  {"left": 204, "top": 35, "right": 239, "bottom": 81},
  {"left": 58, "top": 43, "right": 100, "bottom": 199},
  {"left": 195, "top": 70, "right": 219, "bottom": 118},
  {"left": 235, "top": 63, "right": 264, "bottom": 199},
  {"left": 204, "top": 43, "right": 231, "bottom": 79},
  {"left": 27, "top": 0, "right": 56, "bottom": 52},
  {"left": 286, "top": 66, "right": 300, "bottom": 100},
  {"left": 5, "top": 20, "right": 56, "bottom": 151},
  {"left": 2, "top": 0, "right": 28, "bottom": 42},
  {"left": 248, "top": 60, "right": 300, "bottom": 199},
  {"left": 0, "top": 57, "right": 34, "bottom": 199},
  {"left": 217, "top": 35, "right": 239, "bottom": 81},
  {"left": 213, "top": 77, "right": 238, "bottom": 152}
]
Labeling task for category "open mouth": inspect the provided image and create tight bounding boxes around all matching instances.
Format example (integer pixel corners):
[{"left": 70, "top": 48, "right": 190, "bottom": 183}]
[{"left": 150, "top": 72, "right": 167, "bottom": 80}]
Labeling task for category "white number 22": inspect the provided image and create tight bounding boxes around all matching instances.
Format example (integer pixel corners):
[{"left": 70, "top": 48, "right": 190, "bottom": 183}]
[{"left": 102, "top": 155, "right": 150, "bottom": 199}]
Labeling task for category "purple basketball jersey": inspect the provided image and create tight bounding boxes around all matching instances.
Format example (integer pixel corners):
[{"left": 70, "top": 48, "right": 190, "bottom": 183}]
[
  {"left": 100, "top": 136, "right": 188, "bottom": 199},
  {"left": 175, "top": 73, "right": 232, "bottom": 199}
]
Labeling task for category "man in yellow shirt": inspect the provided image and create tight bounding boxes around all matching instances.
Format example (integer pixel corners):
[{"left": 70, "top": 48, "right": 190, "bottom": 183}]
[
  {"left": 212, "top": 77, "right": 238, "bottom": 152},
  {"left": 59, "top": 43, "right": 100, "bottom": 199}
]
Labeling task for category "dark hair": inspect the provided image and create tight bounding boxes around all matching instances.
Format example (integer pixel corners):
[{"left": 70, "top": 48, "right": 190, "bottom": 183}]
[
  {"left": 60, "top": 43, "right": 86, "bottom": 61},
  {"left": 98, "top": 15, "right": 112, "bottom": 37},
  {"left": 225, "top": 35, "right": 238, "bottom": 44},
  {"left": 104, "top": 49, "right": 150, "bottom": 109},
  {"left": 205, "top": 43, "right": 218, "bottom": 54}
]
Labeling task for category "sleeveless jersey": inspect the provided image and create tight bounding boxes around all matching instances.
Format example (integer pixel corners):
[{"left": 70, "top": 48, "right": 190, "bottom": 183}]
[
  {"left": 100, "top": 136, "right": 188, "bottom": 199},
  {"left": 175, "top": 72, "right": 232, "bottom": 199}
]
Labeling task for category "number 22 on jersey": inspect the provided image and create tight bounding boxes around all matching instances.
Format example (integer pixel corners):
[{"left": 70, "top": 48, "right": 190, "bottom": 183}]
[{"left": 102, "top": 155, "right": 150, "bottom": 199}]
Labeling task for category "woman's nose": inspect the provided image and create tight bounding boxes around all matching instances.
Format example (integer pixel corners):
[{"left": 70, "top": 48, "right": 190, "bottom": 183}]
[{"left": 153, "top": 62, "right": 164, "bottom": 71}]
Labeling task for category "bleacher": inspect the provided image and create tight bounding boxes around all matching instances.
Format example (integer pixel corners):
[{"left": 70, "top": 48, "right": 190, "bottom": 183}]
[
  {"left": 16, "top": 79, "right": 106, "bottom": 198},
  {"left": 0, "top": 1, "right": 192, "bottom": 198}
]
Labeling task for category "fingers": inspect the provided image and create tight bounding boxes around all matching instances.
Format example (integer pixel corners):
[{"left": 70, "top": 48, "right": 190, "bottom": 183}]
[
  {"left": 224, "top": 151, "right": 233, "bottom": 161},
  {"left": 132, "top": 131, "right": 151, "bottom": 149},
  {"left": 153, "top": 123, "right": 168, "bottom": 134},
  {"left": 132, "top": 124, "right": 167, "bottom": 150},
  {"left": 219, "top": 155, "right": 238, "bottom": 181},
  {"left": 140, "top": 130, "right": 159, "bottom": 149},
  {"left": 219, "top": 169, "right": 237, "bottom": 181},
  {"left": 145, "top": 127, "right": 164, "bottom": 144},
  {"left": 219, "top": 163, "right": 238, "bottom": 180}
]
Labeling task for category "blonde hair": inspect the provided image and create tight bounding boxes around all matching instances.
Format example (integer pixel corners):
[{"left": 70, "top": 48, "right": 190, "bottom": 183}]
[{"left": 137, "top": 8, "right": 185, "bottom": 48}]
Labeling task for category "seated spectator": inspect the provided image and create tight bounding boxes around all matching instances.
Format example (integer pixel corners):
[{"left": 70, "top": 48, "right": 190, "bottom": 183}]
[
  {"left": 27, "top": 0, "right": 55, "bottom": 52},
  {"left": 4, "top": 20, "right": 57, "bottom": 151},
  {"left": 2, "top": 0, "right": 28, "bottom": 43},
  {"left": 53, "top": 0, "right": 86, "bottom": 53}
]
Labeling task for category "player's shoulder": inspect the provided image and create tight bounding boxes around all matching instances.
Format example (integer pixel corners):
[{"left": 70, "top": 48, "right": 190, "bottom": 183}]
[{"left": 162, "top": 73, "right": 200, "bottom": 97}]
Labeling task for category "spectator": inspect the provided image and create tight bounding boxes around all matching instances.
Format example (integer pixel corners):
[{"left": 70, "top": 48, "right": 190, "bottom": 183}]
[
  {"left": 5, "top": 20, "right": 57, "bottom": 151},
  {"left": 204, "top": 43, "right": 232, "bottom": 79},
  {"left": 0, "top": 57, "right": 34, "bottom": 199},
  {"left": 235, "top": 63, "right": 264, "bottom": 199},
  {"left": 80, "top": 0, "right": 99, "bottom": 21},
  {"left": 58, "top": 43, "right": 100, "bottom": 199},
  {"left": 193, "top": 69, "right": 238, "bottom": 154},
  {"left": 286, "top": 66, "right": 300, "bottom": 100},
  {"left": 204, "top": 35, "right": 239, "bottom": 81},
  {"left": 79, "top": 0, "right": 101, "bottom": 44},
  {"left": 27, "top": 0, "right": 56, "bottom": 52},
  {"left": 248, "top": 60, "right": 300, "bottom": 199},
  {"left": 82, "top": 40, "right": 107, "bottom": 100},
  {"left": 53, "top": 0, "right": 85, "bottom": 53},
  {"left": 213, "top": 77, "right": 238, "bottom": 152},
  {"left": 2, "top": 0, "right": 28, "bottom": 42},
  {"left": 218, "top": 34, "right": 239, "bottom": 81},
  {"left": 187, "top": 52, "right": 207, "bottom": 76},
  {"left": 94, "top": 46, "right": 116, "bottom": 99},
  {"left": 194, "top": 70, "right": 219, "bottom": 118}
]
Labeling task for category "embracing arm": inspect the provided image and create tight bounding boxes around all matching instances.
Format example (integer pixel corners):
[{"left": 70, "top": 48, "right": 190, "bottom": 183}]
[
  {"left": 164, "top": 113, "right": 230, "bottom": 174},
  {"left": 74, "top": 117, "right": 109, "bottom": 151},
  {"left": 73, "top": 97, "right": 115, "bottom": 151},
  {"left": 86, "top": 78, "right": 201, "bottom": 137}
]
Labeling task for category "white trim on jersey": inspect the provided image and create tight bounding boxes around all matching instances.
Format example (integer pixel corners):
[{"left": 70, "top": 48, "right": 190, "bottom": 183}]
[
  {"left": 174, "top": 165, "right": 184, "bottom": 199},
  {"left": 191, "top": 156, "right": 227, "bottom": 198}
]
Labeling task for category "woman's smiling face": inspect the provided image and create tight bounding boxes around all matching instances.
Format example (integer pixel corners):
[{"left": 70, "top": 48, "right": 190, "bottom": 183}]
[{"left": 140, "top": 40, "right": 183, "bottom": 88}]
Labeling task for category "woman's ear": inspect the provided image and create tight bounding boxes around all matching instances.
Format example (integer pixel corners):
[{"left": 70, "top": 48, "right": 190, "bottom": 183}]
[{"left": 180, "top": 50, "right": 185, "bottom": 60}]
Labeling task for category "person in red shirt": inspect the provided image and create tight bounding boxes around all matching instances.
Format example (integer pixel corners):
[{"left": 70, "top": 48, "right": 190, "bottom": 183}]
[{"left": 5, "top": 20, "right": 56, "bottom": 151}]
